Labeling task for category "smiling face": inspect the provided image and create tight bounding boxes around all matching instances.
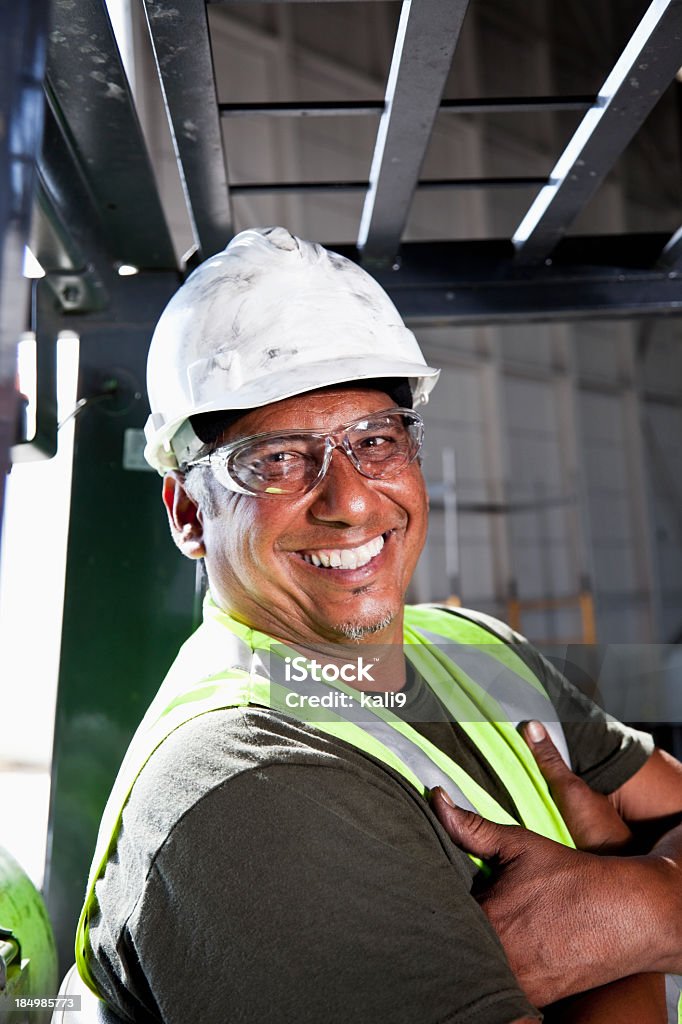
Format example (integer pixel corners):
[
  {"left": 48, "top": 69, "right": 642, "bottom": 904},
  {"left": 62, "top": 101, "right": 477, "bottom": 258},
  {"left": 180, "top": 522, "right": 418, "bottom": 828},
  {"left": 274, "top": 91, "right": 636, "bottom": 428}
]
[{"left": 166, "top": 387, "right": 428, "bottom": 648}]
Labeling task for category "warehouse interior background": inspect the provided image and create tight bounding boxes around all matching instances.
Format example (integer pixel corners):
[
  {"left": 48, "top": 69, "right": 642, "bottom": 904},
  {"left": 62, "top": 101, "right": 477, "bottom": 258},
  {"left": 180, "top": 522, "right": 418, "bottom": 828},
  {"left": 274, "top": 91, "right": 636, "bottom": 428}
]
[
  {"left": 1, "top": 0, "right": 682, "bottom": 976},
  {"left": 85, "top": 0, "right": 682, "bottom": 645}
]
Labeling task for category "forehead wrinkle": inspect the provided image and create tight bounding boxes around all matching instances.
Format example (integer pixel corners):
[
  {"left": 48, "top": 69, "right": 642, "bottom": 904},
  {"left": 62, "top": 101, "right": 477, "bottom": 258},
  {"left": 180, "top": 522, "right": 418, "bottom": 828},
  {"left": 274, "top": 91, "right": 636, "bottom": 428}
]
[{"left": 220, "top": 387, "right": 395, "bottom": 445}]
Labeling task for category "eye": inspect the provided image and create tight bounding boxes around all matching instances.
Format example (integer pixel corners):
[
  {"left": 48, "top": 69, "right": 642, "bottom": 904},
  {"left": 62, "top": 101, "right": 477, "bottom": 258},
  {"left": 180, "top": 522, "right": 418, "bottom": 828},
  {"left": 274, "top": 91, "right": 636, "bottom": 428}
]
[
  {"left": 256, "top": 450, "right": 300, "bottom": 465},
  {"left": 357, "top": 434, "right": 393, "bottom": 449},
  {"left": 248, "top": 451, "right": 303, "bottom": 478},
  {"left": 247, "top": 448, "right": 316, "bottom": 481}
]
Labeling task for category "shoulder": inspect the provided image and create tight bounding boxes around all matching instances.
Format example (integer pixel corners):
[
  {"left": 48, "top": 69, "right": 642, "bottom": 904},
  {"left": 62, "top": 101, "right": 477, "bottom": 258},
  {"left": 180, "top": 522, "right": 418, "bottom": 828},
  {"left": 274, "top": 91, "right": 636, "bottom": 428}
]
[
  {"left": 124, "top": 706, "right": 409, "bottom": 847},
  {"left": 108, "top": 705, "right": 476, "bottom": 895}
]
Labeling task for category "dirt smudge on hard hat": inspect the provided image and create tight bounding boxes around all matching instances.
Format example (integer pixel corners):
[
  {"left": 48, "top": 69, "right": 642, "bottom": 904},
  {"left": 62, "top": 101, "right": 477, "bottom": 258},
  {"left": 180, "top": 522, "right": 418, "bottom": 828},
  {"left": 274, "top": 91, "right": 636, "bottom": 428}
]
[
  {"left": 353, "top": 290, "right": 382, "bottom": 312},
  {"left": 203, "top": 270, "right": 255, "bottom": 295},
  {"left": 326, "top": 253, "right": 348, "bottom": 271},
  {"left": 230, "top": 304, "right": 246, "bottom": 340},
  {"left": 187, "top": 276, "right": 225, "bottom": 299},
  {"left": 261, "top": 347, "right": 298, "bottom": 366},
  {"left": 228, "top": 271, "right": 257, "bottom": 292}
]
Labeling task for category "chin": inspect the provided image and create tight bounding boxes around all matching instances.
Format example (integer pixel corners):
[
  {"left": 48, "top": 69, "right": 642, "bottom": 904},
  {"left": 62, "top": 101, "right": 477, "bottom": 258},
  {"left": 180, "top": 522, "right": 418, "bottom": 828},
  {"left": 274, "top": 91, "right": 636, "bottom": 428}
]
[{"left": 330, "top": 608, "right": 396, "bottom": 643}]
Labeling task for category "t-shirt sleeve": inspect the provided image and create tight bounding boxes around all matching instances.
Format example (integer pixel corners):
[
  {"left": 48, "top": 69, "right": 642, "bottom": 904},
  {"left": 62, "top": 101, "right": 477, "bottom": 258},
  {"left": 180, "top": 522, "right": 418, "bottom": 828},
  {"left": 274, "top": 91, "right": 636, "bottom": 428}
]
[{"left": 124, "top": 755, "right": 539, "bottom": 1024}]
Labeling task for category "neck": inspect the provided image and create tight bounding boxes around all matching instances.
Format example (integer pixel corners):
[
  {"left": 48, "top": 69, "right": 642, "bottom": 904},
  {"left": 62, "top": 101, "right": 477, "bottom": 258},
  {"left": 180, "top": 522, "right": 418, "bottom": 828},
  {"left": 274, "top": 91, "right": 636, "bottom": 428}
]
[{"left": 218, "top": 597, "right": 408, "bottom": 691}]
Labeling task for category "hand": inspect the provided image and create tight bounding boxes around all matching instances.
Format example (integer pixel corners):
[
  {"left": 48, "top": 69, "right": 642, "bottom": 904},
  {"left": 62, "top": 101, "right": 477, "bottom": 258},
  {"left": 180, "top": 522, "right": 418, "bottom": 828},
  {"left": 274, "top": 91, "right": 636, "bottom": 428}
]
[
  {"left": 520, "top": 720, "right": 633, "bottom": 853},
  {"left": 430, "top": 789, "right": 666, "bottom": 1006}
]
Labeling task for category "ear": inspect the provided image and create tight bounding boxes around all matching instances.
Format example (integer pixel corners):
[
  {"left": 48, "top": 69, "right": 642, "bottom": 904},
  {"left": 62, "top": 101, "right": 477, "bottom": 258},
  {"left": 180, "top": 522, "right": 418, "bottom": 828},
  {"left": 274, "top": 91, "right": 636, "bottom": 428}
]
[{"left": 162, "top": 472, "right": 206, "bottom": 559}]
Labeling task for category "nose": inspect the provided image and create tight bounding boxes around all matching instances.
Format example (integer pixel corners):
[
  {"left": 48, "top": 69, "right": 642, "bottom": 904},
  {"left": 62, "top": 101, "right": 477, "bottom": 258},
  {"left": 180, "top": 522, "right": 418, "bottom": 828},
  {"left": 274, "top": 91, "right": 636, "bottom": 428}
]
[{"left": 307, "top": 444, "right": 382, "bottom": 525}]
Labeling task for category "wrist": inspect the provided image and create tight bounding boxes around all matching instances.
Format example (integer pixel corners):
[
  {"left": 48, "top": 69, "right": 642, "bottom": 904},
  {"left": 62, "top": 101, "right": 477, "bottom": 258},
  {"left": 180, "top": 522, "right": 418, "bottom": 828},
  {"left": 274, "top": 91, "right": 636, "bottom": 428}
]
[
  {"left": 625, "top": 853, "right": 682, "bottom": 974},
  {"left": 643, "top": 851, "right": 682, "bottom": 973}
]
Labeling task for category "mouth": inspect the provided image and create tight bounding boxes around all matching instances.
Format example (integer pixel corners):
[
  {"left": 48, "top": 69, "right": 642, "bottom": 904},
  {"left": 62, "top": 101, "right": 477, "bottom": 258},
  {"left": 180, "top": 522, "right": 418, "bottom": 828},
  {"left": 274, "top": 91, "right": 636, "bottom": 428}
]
[{"left": 296, "top": 532, "right": 389, "bottom": 571}]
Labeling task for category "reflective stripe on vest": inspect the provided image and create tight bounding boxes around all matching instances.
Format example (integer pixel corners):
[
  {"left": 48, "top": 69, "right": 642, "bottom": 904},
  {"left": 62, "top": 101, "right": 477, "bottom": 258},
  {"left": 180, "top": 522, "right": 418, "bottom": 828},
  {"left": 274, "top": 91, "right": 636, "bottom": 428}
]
[
  {"left": 412, "top": 627, "right": 571, "bottom": 764},
  {"left": 666, "top": 974, "right": 682, "bottom": 1024},
  {"left": 76, "top": 600, "right": 576, "bottom": 996}
]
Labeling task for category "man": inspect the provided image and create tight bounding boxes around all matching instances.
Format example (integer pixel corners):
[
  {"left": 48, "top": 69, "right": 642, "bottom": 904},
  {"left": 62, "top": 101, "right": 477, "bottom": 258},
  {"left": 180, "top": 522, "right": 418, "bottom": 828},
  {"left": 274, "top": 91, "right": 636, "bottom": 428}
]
[{"left": 77, "top": 227, "right": 682, "bottom": 1023}]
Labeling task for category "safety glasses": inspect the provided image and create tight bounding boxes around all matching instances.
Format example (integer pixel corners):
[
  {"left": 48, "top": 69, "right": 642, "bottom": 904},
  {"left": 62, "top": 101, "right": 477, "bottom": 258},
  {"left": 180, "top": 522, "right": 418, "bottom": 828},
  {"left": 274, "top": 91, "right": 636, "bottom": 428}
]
[{"left": 188, "top": 408, "right": 424, "bottom": 496}]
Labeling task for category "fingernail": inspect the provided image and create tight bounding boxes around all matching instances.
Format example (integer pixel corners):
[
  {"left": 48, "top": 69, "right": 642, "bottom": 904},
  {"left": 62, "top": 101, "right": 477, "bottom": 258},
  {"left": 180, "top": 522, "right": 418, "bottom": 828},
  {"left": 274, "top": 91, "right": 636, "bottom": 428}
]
[
  {"left": 434, "top": 786, "right": 456, "bottom": 808},
  {"left": 526, "top": 720, "right": 546, "bottom": 744}
]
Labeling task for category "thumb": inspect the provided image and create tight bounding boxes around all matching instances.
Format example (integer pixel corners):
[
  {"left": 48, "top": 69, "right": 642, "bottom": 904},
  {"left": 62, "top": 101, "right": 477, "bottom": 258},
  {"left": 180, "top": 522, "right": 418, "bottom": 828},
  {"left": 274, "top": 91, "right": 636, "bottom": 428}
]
[
  {"left": 522, "top": 720, "right": 632, "bottom": 851},
  {"left": 430, "top": 787, "right": 521, "bottom": 862},
  {"left": 521, "top": 720, "right": 576, "bottom": 790}
]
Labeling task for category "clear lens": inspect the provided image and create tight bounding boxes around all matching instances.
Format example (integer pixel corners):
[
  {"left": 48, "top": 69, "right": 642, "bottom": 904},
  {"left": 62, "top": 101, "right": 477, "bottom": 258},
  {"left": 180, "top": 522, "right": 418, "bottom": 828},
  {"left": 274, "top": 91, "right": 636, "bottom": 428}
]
[
  {"left": 209, "top": 410, "right": 423, "bottom": 495},
  {"left": 346, "top": 413, "right": 422, "bottom": 477},
  {"left": 228, "top": 434, "right": 324, "bottom": 494}
]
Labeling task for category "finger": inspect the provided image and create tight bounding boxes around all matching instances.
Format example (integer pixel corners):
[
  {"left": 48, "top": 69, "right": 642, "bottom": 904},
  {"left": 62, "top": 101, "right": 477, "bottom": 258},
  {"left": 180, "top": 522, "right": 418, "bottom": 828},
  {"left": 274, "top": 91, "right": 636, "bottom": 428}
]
[
  {"left": 430, "top": 787, "right": 521, "bottom": 861},
  {"left": 522, "top": 720, "right": 583, "bottom": 791},
  {"left": 522, "top": 722, "right": 633, "bottom": 851}
]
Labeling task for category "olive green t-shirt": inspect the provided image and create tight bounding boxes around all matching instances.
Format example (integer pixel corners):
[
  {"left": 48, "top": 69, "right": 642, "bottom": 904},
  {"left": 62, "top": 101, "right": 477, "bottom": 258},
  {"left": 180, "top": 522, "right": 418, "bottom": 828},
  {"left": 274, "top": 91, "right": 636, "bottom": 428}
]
[{"left": 87, "top": 614, "right": 653, "bottom": 1024}]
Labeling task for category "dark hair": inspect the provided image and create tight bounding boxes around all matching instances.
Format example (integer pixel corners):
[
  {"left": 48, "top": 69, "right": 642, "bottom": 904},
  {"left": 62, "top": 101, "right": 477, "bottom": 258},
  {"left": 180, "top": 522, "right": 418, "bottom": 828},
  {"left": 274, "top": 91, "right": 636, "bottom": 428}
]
[{"left": 190, "top": 377, "right": 413, "bottom": 447}]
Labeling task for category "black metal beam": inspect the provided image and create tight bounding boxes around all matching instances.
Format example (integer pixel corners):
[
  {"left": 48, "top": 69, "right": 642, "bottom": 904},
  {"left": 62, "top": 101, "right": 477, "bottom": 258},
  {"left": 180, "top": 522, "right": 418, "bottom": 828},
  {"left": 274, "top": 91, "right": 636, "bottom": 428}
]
[
  {"left": 45, "top": 0, "right": 175, "bottom": 271},
  {"left": 36, "top": 98, "right": 112, "bottom": 312},
  {"left": 358, "top": 0, "right": 472, "bottom": 265},
  {"left": 221, "top": 100, "right": 386, "bottom": 118},
  {"left": 142, "top": 0, "right": 233, "bottom": 258},
  {"left": 327, "top": 235, "right": 682, "bottom": 324},
  {"left": 219, "top": 96, "right": 595, "bottom": 118},
  {"left": 513, "top": 0, "right": 682, "bottom": 265},
  {"left": 441, "top": 95, "right": 595, "bottom": 115},
  {"left": 231, "top": 176, "right": 547, "bottom": 195}
]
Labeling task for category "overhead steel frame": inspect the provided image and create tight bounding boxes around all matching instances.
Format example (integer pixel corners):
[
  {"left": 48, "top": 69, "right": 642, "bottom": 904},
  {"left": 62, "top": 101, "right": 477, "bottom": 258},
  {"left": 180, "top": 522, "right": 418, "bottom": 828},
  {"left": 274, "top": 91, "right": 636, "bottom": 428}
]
[
  {"left": 229, "top": 176, "right": 547, "bottom": 196},
  {"left": 512, "top": 0, "right": 682, "bottom": 264},
  {"left": 339, "top": 235, "right": 682, "bottom": 324},
  {"left": 149, "top": 0, "right": 682, "bottom": 308},
  {"left": 142, "top": 0, "right": 233, "bottom": 258},
  {"left": 218, "top": 96, "right": 595, "bottom": 118},
  {"left": 10, "top": 0, "right": 181, "bottom": 471},
  {"left": 356, "top": 0, "right": 471, "bottom": 264},
  {"left": 44, "top": 0, "right": 175, "bottom": 274},
  {"left": 38, "top": 0, "right": 177, "bottom": 302}
]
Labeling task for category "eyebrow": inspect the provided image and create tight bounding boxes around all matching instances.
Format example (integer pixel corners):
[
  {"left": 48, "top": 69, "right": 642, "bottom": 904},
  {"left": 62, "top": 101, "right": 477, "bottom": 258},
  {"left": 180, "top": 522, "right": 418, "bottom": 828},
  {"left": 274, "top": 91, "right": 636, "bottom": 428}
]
[{"left": 218, "top": 409, "right": 402, "bottom": 448}]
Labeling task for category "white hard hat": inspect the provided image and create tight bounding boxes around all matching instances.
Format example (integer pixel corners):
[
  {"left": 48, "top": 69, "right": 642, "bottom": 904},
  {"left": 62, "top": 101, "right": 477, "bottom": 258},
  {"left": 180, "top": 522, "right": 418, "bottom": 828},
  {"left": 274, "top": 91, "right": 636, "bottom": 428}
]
[{"left": 144, "top": 226, "right": 440, "bottom": 472}]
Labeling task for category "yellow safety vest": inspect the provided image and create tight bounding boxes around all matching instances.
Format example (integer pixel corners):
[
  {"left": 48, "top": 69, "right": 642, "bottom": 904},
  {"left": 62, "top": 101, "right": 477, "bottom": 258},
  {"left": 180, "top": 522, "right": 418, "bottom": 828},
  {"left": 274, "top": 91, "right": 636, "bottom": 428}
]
[{"left": 76, "top": 599, "right": 583, "bottom": 1001}]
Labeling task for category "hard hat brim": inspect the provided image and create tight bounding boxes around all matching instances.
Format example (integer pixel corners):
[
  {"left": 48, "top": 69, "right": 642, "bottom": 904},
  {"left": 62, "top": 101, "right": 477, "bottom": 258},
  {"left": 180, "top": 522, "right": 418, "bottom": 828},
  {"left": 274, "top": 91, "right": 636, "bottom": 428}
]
[{"left": 144, "top": 357, "right": 440, "bottom": 472}]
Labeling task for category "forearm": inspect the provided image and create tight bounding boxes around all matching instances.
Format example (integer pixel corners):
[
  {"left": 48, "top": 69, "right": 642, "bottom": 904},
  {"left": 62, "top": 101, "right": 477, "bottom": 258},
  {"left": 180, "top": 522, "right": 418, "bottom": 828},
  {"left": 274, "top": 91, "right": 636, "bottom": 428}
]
[
  {"left": 523, "top": 735, "right": 682, "bottom": 980},
  {"left": 505, "top": 850, "right": 681, "bottom": 1002},
  {"left": 544, "top": 974, "right": 667, "bottom": 1024},
  {"left": 582, "top": 846, "right": 682, "bottom": 980}
]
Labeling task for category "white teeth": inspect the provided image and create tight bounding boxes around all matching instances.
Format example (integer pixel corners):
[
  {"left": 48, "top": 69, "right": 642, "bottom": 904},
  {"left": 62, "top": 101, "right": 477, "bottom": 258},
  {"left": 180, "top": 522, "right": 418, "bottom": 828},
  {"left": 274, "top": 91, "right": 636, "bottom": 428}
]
[{"left": 301, "top": 533, "right": 385, "bottom": 570}]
